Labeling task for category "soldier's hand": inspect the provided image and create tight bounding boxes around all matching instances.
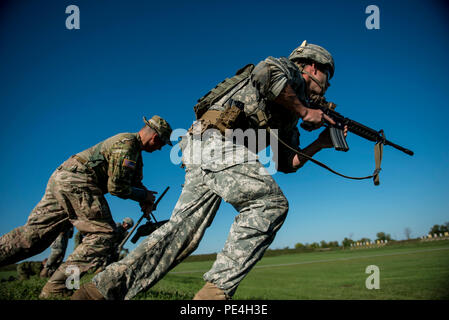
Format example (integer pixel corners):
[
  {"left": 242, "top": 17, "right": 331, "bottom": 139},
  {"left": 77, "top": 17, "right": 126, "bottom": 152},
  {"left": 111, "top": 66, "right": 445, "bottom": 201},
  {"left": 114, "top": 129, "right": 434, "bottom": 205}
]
[
  {"left": 140, "top": 202, "right": 153, "bottom": 216},
  {"left": 142, "top": 209, "right": 151, "bottom": 220},
  {"left": 140, "top": 198, "right": 158, "bottom": 219},
  {"left": 144, "top": 190, "right": 157, "bottom": 203},
  {"left": 302, "top": 108, "right": 336, "bottom": 130}
]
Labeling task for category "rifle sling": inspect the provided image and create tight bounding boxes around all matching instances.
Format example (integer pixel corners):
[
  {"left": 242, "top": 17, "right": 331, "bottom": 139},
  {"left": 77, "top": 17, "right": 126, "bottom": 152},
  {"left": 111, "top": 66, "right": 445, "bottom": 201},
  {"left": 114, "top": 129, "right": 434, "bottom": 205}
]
[{"left": 267, "top": 127, "right": 382, "bottom": 185}]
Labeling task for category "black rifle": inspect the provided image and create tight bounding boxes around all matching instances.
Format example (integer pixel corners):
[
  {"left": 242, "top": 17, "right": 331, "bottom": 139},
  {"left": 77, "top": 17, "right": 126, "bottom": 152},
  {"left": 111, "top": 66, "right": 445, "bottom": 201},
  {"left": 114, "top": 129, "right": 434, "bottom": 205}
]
[
  {"left": 130, "top": 219, "right": 169, "bottom": 244},
  {"left": 117, "top": 186, "right": 170, "bottom": 253},
  {"left": 302, "top": 95, "right": 414, "bottom": 156}
]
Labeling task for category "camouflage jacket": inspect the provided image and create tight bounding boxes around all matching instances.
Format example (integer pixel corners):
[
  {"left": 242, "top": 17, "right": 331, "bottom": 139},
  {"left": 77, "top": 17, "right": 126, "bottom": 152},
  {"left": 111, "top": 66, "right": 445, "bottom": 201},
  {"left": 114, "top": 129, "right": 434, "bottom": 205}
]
[
  {"left": 74, "top": 231, "right": 84, "bottom": 249},
  {"left": 202, "top": 56, "right": 306, "bottom": 173},
  {"left": 114, "top": 222, "right": 129, "bottom": 246},
  {"left": 75, "top": 132, "right": 145, "bottom": 198}
]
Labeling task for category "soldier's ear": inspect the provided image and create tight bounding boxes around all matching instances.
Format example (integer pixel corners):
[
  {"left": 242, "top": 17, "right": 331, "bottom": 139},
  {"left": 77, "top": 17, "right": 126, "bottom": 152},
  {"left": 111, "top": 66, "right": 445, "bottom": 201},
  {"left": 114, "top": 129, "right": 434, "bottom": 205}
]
[{"left": 148, "top": 132, "right": 156, "bottom": 144}]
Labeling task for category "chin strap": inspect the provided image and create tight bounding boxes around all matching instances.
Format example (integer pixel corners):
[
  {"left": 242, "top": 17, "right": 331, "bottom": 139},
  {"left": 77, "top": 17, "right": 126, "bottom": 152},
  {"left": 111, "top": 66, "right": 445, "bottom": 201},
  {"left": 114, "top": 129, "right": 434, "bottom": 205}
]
[
  {"left": 300, "top": 69, "right": 326, "bottom": 94},
  {"left": 296, "top": 63, "right": 327, "bottom": 95}
]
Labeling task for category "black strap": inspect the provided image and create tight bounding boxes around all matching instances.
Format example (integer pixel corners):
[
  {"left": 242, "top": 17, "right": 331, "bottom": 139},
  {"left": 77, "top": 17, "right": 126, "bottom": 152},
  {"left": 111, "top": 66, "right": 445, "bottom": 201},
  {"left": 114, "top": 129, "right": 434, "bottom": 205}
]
[{"left": 267, "top": 127, "right": 381, "bottom": 183}]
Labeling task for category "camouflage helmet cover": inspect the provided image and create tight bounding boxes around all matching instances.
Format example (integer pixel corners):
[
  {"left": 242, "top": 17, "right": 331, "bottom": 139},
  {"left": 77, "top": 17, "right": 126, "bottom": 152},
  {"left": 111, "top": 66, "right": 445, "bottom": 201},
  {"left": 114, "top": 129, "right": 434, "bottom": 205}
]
[
  {"left": 288, "top": 40, "right": 335, "bottom": 79},
  {"left": 143, "top": 115, "right": 173, "bottom": 146},
  {"left": 123, "top": 217, "right": 134, "bottom": 228}
]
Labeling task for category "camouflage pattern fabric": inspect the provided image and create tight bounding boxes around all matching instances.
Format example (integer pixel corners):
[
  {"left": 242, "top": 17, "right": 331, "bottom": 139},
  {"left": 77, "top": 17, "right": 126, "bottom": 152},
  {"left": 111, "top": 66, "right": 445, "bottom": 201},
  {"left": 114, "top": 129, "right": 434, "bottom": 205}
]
[
  {"left": 89, "top": 56, "right": 305, "bottom": 299},
  {"left": 143, "top": 115, "right": 173, "bottom": 146},
  {"left": 98, "top": 223, "right": 129, "bottom": 269},
  {"left": 114, "top": 223, "right": 129, "bottom": 246},
  {"left": 288, "top": 40, "right": 335, "bottom": 78},
  {"left": 44, "top": 227, "right": 73, "bottom": 273},
  {"left": 0, "top": 133, "right": 146, "bottom": 293},
  {"left": 75, "top": 132, "right": 145, "bottom": 197},
  {"left": 0, "top": 156, "right": 118, "bottom": 289},
  {"left": 93, "top": 133, "right": 288, "bottom": 299},
  {"left": 202, "top": 56, "right": 304, "bottom": 173},
  {"left": 74, "top": 231, "right": 84, "bottom": 250},
  {"left": 208, "top": 56, "right": 305, "bottom": 132}
]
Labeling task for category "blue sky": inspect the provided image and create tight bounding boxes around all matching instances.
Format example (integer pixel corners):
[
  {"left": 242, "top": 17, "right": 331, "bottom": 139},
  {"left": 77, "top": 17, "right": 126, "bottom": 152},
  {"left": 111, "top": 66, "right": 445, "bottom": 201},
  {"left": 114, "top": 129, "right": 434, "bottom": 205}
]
[{"left": 0, "top": 0, "right": 448, "bottom": 262}]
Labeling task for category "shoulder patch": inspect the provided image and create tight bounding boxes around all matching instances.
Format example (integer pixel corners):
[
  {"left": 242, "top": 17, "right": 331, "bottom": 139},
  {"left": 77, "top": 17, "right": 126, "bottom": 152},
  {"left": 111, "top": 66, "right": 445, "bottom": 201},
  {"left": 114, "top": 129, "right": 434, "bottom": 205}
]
[{"left": 122, "top": 158, "right": 136, "bottom": 169}]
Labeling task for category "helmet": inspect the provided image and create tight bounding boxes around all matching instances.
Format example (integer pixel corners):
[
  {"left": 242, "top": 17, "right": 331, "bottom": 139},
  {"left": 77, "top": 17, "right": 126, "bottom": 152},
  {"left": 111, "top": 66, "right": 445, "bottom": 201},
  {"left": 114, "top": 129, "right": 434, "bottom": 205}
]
[
  {"left": 123, "top": 217, "right": 134, "bottom": 228},
  {"left": 288, "top": 40, "right": 335, "bottom": 79}
]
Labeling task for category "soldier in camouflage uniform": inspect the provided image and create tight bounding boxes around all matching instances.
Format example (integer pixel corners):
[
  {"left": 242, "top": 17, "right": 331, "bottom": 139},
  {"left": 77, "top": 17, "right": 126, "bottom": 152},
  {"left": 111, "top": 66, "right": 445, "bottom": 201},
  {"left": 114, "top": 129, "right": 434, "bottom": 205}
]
[
  {"left": 73, "top": 41, "right": 343, "bottom": 300},
  {"left": 74, "top": 218, "right": 133, "bottom": 274},
  {"left": 17, "top": 260, "right": 46, "bottom": 281},
  {"left": 94, "top": 217, "right": 135, "bottom": 274},
  {"left": 40, "top": 226, "right": 74, "bottom": 278},
  {"left": 115, "top": 217, "right": 134, "bottom": 247},
  {"left": 0, "top": 115, "right": 172, "bottom": 298}
]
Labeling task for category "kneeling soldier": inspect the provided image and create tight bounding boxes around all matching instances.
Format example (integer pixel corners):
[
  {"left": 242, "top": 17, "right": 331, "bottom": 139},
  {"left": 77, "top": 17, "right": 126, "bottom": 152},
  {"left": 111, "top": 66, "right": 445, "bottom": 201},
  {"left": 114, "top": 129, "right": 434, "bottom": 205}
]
[{"left": 0, "top": 115, "right": 172, "bottom": 298}]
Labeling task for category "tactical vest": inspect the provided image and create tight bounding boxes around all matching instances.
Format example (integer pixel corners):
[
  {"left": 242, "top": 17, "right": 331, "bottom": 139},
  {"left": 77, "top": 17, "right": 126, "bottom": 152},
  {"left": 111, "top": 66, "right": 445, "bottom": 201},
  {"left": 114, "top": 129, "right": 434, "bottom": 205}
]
[
  {"left": 193, "top": 64, "right": 255, "bottom": 119},
  {"left": 192, "top": 63, "right": 276, "bottom": 135}
]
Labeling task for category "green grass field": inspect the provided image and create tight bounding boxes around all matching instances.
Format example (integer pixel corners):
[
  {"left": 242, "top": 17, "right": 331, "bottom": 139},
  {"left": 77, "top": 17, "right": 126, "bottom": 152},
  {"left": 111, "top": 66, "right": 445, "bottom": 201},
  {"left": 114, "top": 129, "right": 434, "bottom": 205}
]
[{"left": 1, "top": 240, "right": 448, "bottom": 300}]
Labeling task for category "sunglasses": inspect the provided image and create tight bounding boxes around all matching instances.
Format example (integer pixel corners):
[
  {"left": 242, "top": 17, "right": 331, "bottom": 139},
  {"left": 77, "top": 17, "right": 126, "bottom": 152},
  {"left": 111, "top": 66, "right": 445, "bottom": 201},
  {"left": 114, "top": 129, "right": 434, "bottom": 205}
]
[{"left": 316, "top": 65, "right": 331, "bottom": 88}]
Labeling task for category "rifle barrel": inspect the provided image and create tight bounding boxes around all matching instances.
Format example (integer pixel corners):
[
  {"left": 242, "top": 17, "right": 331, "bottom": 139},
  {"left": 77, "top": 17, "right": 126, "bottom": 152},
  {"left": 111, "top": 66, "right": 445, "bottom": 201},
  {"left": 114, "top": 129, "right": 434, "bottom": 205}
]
[
  {"left": 314, "top": 101, "right": 414, "bottom": 157},
  {"left": 384, "top": 139, "right": 414, "bottom": 156},
  {"left": 344, "top": 118, "right": 414, "bottom": 156}
]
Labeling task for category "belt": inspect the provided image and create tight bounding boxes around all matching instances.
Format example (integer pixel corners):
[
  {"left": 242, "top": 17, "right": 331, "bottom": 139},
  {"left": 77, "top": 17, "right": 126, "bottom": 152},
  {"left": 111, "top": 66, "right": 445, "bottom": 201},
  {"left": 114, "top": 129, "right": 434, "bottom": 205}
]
[{"left": 190, "top": 107, "right": 246, "bottom": 136}]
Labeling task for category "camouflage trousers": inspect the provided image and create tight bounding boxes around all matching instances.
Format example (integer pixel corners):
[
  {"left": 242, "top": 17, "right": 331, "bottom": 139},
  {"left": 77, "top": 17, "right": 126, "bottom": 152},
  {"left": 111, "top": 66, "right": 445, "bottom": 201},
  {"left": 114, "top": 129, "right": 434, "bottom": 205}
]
[
  {"left": 0, "top": 157, "right": 117, "bottom": 288},
  {"left": 45, "top": 232, "right": 69, "bottom": 272},
  {"left": 93, "top": 135, "right": 289, "bottom": 299},
  {"left": 45, "top": 249, "right": 65, "bottom": 274}
]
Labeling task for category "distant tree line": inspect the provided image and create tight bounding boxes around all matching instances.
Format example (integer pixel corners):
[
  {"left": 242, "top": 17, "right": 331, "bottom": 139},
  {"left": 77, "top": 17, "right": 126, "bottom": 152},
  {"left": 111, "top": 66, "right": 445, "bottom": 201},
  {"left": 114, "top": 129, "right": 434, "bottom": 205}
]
[
  {"left": 293, "top": 222, "right": 449, "bottom": 250},
  {"left": 295, "top": 231, "right": 397, "bottom": 250},
  {"left": 429, "top": 223, "right": 449, "bottom": 235},
  {"left": 294, "top": 240, "right": 340, "bottom": 250}
]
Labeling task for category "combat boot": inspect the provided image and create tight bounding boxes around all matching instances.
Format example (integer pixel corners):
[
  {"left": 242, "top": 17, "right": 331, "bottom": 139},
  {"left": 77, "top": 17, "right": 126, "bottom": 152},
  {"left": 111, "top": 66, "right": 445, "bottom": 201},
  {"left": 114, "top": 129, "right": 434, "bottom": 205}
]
[
  {"left": 71, "top": 283, "right": 105, "bottom": 300},
  {"left": 39, "top": 270, "right": 72, "bottom": 299},
  {"left": 193, "top": 282, "right": 229, "bottom": 300}
]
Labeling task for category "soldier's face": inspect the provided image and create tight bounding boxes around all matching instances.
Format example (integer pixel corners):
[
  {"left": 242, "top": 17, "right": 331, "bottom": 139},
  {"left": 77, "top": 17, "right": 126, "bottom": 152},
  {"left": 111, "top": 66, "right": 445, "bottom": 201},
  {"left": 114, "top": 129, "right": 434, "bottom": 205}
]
[
  {"left": 311, "top": 71, "right": 328, "bottom": 95},
  {"left": 144, "top": 134, "right": 164, "bottom": 153},
  {"left": 305, "top": 64, "right": 330, "bottom": 96}
]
